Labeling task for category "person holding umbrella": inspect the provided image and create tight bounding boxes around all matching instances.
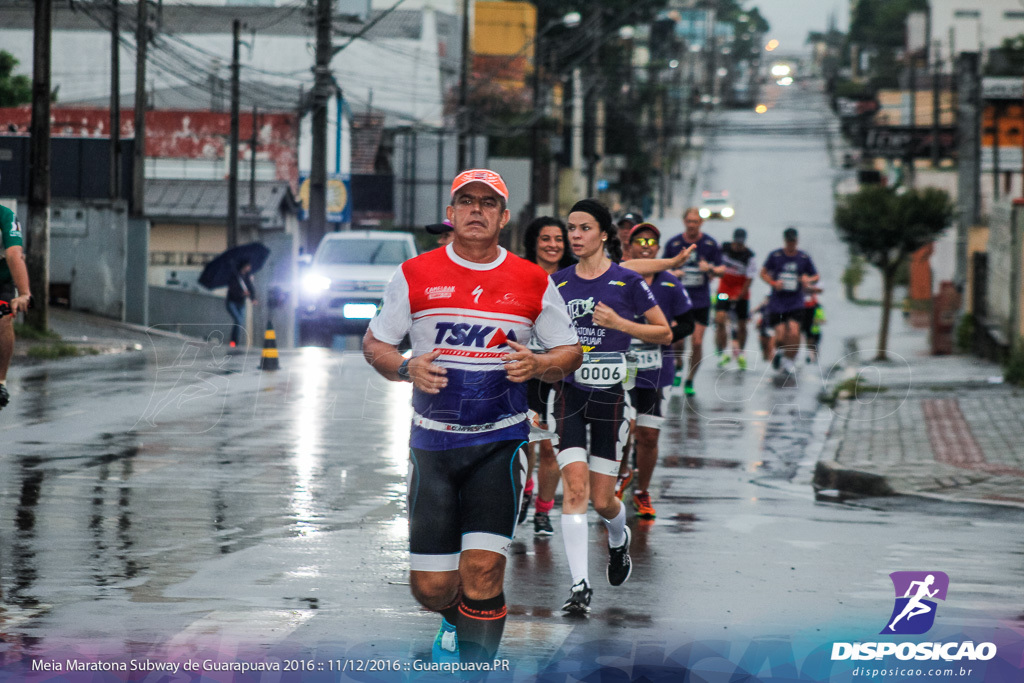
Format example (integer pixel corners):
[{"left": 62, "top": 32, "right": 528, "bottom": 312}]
[
  {"left": 226, "top": 260, "right": 258, "bottom": 348},
  {"left": 199, "top": 243, "right": 270, "bottom": 349}
]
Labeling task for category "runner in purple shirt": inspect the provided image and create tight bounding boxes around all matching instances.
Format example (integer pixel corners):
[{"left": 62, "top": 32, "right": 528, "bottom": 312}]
[
  {"left": 760, "top": 227, "right": 819, "bottom": 376},
  {"left": 661, "top": 207, "right": 724, "bottom": 396},
  {"left": 550, "top": 199, "right": 671, "bottom": 615}
]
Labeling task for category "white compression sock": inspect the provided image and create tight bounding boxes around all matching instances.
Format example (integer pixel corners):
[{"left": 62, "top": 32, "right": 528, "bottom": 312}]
[
  {"left": 601, "top": 500, "right": 627, "bottom": 548},
  {"left": 561, "top": 513, "right": 589, "bottom": 585}
]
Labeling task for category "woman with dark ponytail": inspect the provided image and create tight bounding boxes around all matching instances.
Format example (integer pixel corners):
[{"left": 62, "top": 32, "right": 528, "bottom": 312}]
[
  {"left": 518, "top": 216, "right": 575, "bottom": 537},
  {"left": 548, "top": 198, "right": 673, "bottom": 614}
]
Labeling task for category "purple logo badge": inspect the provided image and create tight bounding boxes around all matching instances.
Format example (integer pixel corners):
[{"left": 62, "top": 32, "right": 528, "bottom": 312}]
[{"left": 881, "top": 571, "right": 949, "bottom": 635}]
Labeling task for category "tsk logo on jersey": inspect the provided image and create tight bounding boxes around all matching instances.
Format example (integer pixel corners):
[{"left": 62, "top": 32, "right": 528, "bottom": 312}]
[
  {"left": 608, "top": 280, "right": 626, "bottom": 287},
  {"left": 881, "top": 571, "right": 949, "bottom": 635},
  {"left": 566, "top": 297, "right": 595, "bottom": 320},
  {"left": 426, "top": 286, "right": 455, "bottom": 300},
  {"left": 434, "top": 322, "right": 518, "bottom": 348}
]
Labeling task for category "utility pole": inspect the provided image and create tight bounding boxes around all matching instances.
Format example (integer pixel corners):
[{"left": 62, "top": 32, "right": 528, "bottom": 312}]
[
  {"left": 27, "top": 0, "right": 53, "bottom": 331},
  {"left": 457, "top": 0, "right": 470, "bottom": 170},
  {"left": 906, "top": 52, "right": 917, "bottom": 188},
  {"left": 529, "top": 39, "right": 543, "bottom": 220},
  {"left": 571, "top": 67, "right": 584, "bottom": 200},
  {"left": 109, "top": 0, "right": 121, "bottom": 200},
  {"left": 931, "top": 36, "right": 942, "bottom": 167},
  {"left": 249, "top": 105, "right": 258, "bottom": 214},
  {"left": 132, "top": 0, "right": 148, "bottom": 217},
  {"left": 954, "top": 52, "right": 980, "bottom": 288},
  {"left": 308, "top": 0, "right": 332, "bottom": 253},
  {"left": 228, "top": 19, "right": 241, "bottom": 250}
]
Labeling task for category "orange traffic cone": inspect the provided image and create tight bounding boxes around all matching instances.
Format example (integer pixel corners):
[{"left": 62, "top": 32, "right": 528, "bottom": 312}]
[{"left": 260, "top": 318, "right": 280, "bottom": 371}]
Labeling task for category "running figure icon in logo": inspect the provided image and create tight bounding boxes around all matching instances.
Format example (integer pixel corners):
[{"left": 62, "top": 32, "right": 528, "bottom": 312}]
[{"left": 881, "top": 571, "right": 950, "bottom": 635}]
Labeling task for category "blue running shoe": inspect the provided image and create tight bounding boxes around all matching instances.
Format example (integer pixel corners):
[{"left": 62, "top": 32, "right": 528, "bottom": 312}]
[{"left": 432, "top": 618, "right": 459, "bottom": 664}]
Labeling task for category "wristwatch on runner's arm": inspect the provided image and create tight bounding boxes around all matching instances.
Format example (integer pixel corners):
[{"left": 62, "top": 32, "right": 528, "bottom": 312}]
[{"left": 397, "top": 358, "right": 412, "bottom": 382}]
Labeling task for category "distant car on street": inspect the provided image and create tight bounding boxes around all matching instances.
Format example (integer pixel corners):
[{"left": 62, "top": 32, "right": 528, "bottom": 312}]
[
  {"left": 298, "top": 230, "right": 417, "bottom": 345},
  {"left": 698, "top": 191, "right": 735, "bottom": 220}
]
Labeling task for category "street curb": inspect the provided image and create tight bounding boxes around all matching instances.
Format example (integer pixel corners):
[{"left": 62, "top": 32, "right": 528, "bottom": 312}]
[{"left": 811, "top": 459, "right": 896, "bottom": 499}]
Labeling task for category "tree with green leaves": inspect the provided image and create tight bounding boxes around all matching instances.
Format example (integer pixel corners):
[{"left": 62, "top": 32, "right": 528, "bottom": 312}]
[
  {"left": 0, "top": 51, "right": 32, "bottom": 107},
  {"left": 834, "top": 185, "right": 954, "bottom": 360}
]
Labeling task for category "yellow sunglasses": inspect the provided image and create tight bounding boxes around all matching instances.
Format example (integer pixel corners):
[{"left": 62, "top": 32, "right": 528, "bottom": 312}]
[{"left": 632, "top": 237, "right": 659, "bottom": 247}]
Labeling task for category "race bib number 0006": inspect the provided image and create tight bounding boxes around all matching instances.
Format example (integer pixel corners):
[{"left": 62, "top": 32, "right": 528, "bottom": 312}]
[{"left": 575, "top": 352, "right": 628, "bottom": 388}]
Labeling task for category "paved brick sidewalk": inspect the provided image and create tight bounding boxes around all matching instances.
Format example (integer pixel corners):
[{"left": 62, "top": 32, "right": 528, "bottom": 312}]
[{"left": 814, "top": 348, "right": 1024, "bottom": 507}]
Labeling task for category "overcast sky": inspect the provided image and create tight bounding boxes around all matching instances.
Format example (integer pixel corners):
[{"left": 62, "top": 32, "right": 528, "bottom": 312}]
[{"left": 753, "top": 0, "right": 850, "bottom": 55}]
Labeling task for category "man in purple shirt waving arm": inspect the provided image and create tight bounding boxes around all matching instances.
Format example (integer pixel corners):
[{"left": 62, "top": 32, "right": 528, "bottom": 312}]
[{"left": 662, "top": 207, "right": 725, "bottom": 396}]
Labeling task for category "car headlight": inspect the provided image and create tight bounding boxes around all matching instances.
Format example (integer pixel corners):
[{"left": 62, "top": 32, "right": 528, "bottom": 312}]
[
  {"left": 721, "top": 207, "right": 735, "bottom": 218},
  {"left": 302, "top": 273, "right": 331, "bottom": 294},
  {"left": 699, "top": 208, "right": 712, "bottom": 218}
]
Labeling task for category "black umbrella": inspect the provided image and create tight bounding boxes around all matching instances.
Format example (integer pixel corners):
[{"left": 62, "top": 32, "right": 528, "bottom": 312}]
[{"left": 199, "top": 242, "right": 271, "bottom": 290}]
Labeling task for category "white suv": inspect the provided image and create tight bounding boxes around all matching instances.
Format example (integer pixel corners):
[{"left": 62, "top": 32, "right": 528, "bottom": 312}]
[{"left": 298, "top": 230, "right": 417, "bottom": 344}]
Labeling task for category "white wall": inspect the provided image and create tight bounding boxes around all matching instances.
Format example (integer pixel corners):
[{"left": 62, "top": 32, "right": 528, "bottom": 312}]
[{"left": 930, "top": 0, "right": 1024, "bottom": 60}]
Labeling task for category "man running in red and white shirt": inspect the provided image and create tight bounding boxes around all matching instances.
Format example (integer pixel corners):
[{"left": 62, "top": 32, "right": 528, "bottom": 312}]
[
  {"left": 713, "top": 227, "right": 757, "bottom": 370},
  {"left": 363, "top": 169, "right": 581, "bottom": 665}
]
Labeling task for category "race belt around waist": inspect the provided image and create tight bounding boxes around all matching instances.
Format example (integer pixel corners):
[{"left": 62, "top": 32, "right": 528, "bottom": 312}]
[
  {"left": 413, "top": 412, "right": 527, "bottom": 434},
  {"left": 574, "top": 351, "right": 637, "bottom": 389},
  {"left": 629, "top": 343, "right": 662, "bottom": 371}
]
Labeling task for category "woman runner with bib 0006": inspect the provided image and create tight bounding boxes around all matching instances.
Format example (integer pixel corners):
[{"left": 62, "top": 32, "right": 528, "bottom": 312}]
[{"left": 550, "top": 199, "right": 672, "bottom": 615}]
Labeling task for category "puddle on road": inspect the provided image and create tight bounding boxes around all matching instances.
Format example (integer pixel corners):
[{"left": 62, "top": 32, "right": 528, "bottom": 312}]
[{"left": 661, "top": 455, "right": 742, "bottom": 469}]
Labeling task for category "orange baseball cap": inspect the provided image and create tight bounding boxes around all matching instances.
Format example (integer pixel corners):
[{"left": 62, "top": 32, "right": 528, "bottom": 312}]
[{"left": 450, "top": 169, "right": 509, "bottom": 202}]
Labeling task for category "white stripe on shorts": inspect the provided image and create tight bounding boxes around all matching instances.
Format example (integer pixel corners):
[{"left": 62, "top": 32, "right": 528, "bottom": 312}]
[
  {"left": 463, "top": 532, "right": 513, "bottom": 557},
  {"left": 588, "top": 455, "right": 622, "bottom": 477},
  {"left": 410, "top": 552, "right": 460, "bottom": 572},
  {"left": 556, "top": 446, "right": 588, "bottom": 469}
]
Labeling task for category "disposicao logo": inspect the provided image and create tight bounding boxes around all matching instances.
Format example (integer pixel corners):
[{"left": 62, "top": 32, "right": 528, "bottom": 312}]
[
  {"left": 831, "top": 571, "right": 997, "bottom": 663},
  {"left": 882, "top": 571, "right": 948, "bottom": 635}
]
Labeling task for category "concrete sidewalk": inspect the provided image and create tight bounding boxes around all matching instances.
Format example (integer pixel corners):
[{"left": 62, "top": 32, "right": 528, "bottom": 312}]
[
  {"left": 814, "top": 321, "right": 1024, "bottom": 508},
  {"left": 12, "top": 308, "right": 231, "bottom": 361}
]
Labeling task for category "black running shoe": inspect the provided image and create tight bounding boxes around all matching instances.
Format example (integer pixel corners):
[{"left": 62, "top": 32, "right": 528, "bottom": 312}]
[
  {"left": 517, "top": 491, "right": 533, "bottom": 525},
  {"left": 533, "top": 511, "right": 553, "bottom": 536},
  {"left": 607, "top": 527, "right": 632, "bottom": 586},
  {"left": 0, "top": 384, "right": 8, "bottom": 410},
  {"left": 561, "top": 579, "right": 592, "bottom": 614}
]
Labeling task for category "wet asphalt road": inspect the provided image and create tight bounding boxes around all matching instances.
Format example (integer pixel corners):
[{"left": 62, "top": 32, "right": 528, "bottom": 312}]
[{"left": 2, "top": 82, "right": 1023, "bottom": 680}]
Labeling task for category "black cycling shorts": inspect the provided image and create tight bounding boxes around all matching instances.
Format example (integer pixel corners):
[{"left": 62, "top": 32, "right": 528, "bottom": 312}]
[
  {"left": 0, "top": 281, "right": 15, "bottom": 302},
  {"left": 407, "top": 439, "right": 527, "bottom": 571},
  {"left": 526, "top": 378, "right": 553, "bottom": 425},
  {"left": 629, "top": 386, "right": 667, "bottom": 430},
  {"left": 800, "top": 306, "right": 818, "bottom": 336},
  {"left": 715, "top": 297, "right": 750, "bottom": 320},
  {"left": 551, "top": 381, "right": 631, "bottom": 477},
  {"left": 768, "top": 308, "right": 803, "bottom": 327},
  {"left": 690, "top": 306, "right": 711, "bottom": 328}
]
